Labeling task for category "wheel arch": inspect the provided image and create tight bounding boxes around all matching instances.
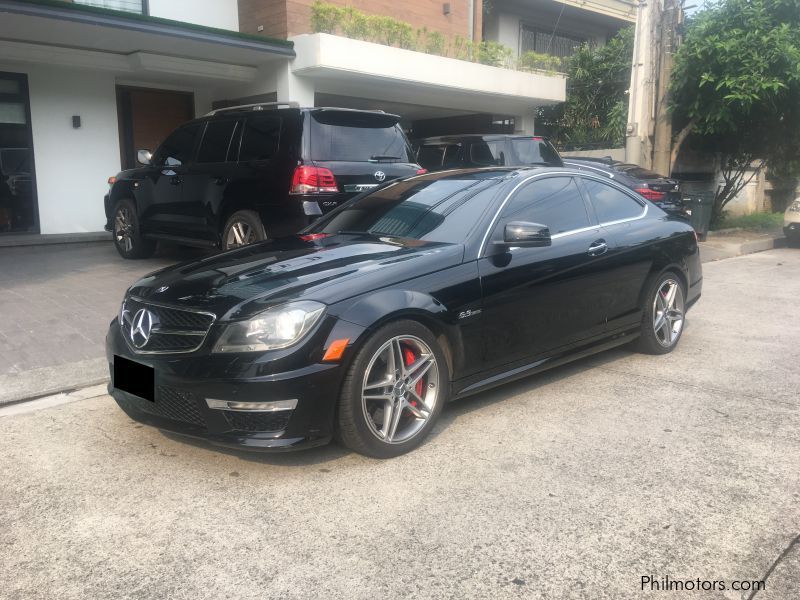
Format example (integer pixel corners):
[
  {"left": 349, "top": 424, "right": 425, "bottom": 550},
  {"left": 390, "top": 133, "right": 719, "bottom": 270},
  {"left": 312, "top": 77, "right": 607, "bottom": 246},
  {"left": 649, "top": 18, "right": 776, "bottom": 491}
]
[{"left": 335, "top": 289, "right": 460, "bottom": 381}]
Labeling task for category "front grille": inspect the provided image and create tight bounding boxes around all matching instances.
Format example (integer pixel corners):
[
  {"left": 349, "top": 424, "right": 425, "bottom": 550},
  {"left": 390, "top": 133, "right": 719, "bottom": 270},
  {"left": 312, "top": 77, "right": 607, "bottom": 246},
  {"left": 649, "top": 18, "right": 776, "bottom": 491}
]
[
  {"left": 223, "top": 410, "right": 292, "bottom": 432},
  {"left": 121, "top": 297, "right": 215, "bottom": 354},
  {"left": 134, "top": 386, "right": 206, "bottom": 427}
]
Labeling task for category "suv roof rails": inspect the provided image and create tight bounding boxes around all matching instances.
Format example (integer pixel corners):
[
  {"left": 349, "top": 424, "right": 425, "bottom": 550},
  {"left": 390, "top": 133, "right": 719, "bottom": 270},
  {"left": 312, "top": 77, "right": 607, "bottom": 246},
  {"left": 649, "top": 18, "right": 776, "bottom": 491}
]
[{"left": 205, "top": 101, "right": 300, "bottom": 116}]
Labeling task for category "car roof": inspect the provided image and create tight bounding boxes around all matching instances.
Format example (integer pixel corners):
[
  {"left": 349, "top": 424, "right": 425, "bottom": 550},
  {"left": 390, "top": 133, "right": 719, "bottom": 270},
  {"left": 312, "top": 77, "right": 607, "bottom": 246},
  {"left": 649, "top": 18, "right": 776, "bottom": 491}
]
[{"left": 416, "top": 134, "right": 552, "bottom": 144}]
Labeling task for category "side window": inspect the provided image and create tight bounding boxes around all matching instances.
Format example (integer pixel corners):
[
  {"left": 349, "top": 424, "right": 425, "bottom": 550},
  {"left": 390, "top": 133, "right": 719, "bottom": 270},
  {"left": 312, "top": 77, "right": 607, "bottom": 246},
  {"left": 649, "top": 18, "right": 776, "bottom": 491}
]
[
  {"left": 238, "top": 116, "right": 281, "bottom": 162},
  {"left": 417, "top": 144, "right": 446, "bottom": 169},
  {"left": 197, "top": 120, "right": 238, "bottom": 164},
  {"left": 152, "top": 124, "right": 201, "bottom": 167},
  {"left": 582, "top": 178, "right": 645, "bottom": 223},
  {"left": 441, "top": 144, "right": 463, "bottom": 169},
  {"left": 470, "top": 141, "right": 505, "bottom": 166},
  {"left": 499, "top": 176, "right": 590, "bottom": 235}
]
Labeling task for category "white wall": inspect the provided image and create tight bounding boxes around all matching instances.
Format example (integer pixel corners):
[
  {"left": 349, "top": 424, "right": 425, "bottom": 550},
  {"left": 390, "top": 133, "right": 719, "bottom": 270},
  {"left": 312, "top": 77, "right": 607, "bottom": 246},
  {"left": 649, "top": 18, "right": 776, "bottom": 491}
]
[
  {"left": 10, "top": 65, "right": 121, "bottom": 234},
  {"left": 148, "top": 0, "right": 239, "bottom": 31}
]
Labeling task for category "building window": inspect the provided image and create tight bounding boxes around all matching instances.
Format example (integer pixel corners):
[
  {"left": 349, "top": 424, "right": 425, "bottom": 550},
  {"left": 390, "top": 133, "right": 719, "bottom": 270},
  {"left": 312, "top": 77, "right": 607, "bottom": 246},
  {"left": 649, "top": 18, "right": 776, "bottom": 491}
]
[
  {"left": 73, "top": 0, "right": 147, "bottom": 14},
  {"left": 520, "top": 24, "right": 587, "bottom": 59}
]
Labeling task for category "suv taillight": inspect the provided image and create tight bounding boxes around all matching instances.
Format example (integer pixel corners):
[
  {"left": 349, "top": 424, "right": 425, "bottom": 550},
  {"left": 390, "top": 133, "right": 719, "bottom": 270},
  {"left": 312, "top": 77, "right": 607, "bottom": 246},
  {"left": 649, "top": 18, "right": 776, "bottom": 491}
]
[
  {"left": 290, "top": 166, "right": 338, "bottom": 194},
  {"left": 634, "top": 187, "right": 665, "bottom": 202}
]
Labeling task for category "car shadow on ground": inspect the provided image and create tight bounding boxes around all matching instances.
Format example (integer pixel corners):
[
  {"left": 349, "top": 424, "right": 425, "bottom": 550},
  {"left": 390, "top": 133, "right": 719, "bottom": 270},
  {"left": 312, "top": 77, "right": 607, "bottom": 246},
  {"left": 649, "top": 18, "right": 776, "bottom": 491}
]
[{"left": 157, "top": 344, "right": 638, "bottom": 467}]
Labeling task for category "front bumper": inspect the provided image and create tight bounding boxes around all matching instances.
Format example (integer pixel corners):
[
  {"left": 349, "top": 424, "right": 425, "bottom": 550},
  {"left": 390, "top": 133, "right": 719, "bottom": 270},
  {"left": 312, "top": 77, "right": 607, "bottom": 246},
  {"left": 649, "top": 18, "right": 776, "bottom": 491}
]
[{"left": 106, "top": 323, "right": 345, "bottom": 452}]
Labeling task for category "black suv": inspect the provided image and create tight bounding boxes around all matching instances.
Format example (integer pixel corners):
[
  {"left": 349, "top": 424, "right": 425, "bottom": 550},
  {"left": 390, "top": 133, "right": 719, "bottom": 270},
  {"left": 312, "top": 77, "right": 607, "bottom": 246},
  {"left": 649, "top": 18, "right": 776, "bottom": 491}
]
[
  {"left": 105, "top": 103, "right": 422, "bottom": 258},
  {"left": 415, "top": 134, "right": 563, "bottom": 171},
  {"left": 562, "top": 157, "right": 687, "bottom": 217}
]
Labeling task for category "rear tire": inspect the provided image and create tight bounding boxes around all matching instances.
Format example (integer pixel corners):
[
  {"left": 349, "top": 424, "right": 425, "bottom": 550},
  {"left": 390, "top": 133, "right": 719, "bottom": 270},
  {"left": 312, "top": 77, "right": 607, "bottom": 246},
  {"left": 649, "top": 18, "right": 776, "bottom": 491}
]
[
  {"left": 336, "top": 320, "right": 449, "bottom": 458},
  {"left": 635, "top": 271, "right": 686, "bottom": 355},
  {"left": 222, "top": 210, "right": 267, "bottom": 251},
  {"left": 112, "top": 198, "right": 156, "bottom": 259}
]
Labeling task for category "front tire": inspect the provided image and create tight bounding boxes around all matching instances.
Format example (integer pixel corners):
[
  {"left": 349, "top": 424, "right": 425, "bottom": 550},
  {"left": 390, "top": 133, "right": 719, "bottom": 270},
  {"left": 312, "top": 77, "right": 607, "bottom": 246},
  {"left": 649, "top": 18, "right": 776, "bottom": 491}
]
[
  {"left": 336, "top": 320, "right": 449, "bottom": 458},
  {"left": 112, "top": 198, "right": 156, "bottom": 259},
  {"left": 222, "top": 210, "right": 267, "bottom": 251},
  {"left": 635, "top": 271, "right": 686, "bottom": 355}
]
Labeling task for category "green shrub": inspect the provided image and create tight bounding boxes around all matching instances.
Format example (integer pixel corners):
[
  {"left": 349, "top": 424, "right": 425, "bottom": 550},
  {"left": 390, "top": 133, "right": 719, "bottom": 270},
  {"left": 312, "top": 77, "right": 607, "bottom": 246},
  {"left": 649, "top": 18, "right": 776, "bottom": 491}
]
[
  {"left": 310, "top": 1, "right": 341, "bottom": 34},
  {"left": 425, "top": 31, "right": 446, "bottom": 55}
]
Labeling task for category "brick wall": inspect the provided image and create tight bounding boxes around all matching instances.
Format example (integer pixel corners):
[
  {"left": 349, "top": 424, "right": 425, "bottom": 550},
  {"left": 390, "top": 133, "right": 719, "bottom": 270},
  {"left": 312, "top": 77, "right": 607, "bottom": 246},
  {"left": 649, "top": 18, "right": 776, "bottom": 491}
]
[{"left": 238, "top": 0, "right": 481, "bottom": 43}]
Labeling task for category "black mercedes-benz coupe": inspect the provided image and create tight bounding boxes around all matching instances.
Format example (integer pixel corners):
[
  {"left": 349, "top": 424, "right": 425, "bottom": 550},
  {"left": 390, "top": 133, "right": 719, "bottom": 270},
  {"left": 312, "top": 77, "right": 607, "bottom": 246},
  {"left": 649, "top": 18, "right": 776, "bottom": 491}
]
[{"left": 107, "top": 167, "right": 702, "bottom": 458}]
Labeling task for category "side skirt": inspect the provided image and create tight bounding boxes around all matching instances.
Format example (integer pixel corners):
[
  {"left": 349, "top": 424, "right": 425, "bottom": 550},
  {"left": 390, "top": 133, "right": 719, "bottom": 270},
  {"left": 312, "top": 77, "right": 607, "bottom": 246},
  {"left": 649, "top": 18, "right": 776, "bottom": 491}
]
[{"left": 452, "top": 329, "right": 640, "bottom": 401}]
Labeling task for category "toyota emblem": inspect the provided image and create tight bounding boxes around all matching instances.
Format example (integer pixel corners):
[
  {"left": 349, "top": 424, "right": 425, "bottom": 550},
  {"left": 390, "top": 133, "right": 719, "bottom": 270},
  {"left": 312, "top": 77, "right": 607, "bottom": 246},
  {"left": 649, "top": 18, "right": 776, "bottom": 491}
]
[
  {"left": 130, "top": 308, "right": 157, "bottom": 348},
  {"left": 374, "top": 171, "right": 386, "bottom": 182}
]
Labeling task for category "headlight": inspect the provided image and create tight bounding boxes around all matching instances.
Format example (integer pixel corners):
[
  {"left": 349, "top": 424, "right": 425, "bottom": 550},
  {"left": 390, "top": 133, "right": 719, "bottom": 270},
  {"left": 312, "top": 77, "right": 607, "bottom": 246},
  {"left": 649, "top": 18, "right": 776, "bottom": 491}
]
[
  {"left": 789, "top": 200, "right": 800, "bottom": 212},
  {"left": 213, "top": 301, "right": 325, "bottom": 353}
]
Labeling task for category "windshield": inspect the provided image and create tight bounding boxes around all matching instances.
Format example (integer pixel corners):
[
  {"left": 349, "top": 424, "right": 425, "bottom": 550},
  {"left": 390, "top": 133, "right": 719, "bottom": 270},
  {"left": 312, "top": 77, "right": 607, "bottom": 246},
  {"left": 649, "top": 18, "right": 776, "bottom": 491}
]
[
  {"left": 308, "top": 173, "right": 505, "bottom": 243},
  {"left": 310, "top": 112, "right": 412, "bottom": 162}
]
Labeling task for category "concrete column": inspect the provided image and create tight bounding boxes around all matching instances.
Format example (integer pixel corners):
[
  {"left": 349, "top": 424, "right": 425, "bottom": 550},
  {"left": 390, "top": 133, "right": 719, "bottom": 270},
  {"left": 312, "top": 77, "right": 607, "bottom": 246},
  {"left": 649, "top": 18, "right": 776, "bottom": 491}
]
[
  {"left": 277, "top": 63, "right": 315, "bottom": 106},
  {"left": 515, "top": 112, "right": 536, "bottom": 134}
]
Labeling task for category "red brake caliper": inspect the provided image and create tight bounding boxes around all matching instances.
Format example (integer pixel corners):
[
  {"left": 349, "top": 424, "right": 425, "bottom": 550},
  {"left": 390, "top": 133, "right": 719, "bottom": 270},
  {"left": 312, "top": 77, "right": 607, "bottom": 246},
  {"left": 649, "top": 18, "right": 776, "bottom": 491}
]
[{"left": 402, "top": 345, "right": 424, "bottom": 407}]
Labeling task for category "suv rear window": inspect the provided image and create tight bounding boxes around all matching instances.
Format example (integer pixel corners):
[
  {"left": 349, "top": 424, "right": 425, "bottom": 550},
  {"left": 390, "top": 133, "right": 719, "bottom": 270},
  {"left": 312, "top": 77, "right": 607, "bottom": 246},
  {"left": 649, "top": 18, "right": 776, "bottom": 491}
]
[{"left": 310, "top": 111, "right": 412, "bottom": 162}]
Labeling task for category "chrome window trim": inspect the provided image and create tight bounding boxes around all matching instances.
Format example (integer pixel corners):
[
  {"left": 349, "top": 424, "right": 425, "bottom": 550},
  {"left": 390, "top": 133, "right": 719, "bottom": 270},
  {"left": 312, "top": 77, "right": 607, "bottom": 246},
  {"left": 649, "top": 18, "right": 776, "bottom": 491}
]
[
  {"left": 562, "top": 161, "right": 615, "bottom": 178},
  {"left": 121, "top": 296, "right": 217, "bottom": 355},
  {"left": 478, "top": 170, "right": 648, "bottom": 256}
]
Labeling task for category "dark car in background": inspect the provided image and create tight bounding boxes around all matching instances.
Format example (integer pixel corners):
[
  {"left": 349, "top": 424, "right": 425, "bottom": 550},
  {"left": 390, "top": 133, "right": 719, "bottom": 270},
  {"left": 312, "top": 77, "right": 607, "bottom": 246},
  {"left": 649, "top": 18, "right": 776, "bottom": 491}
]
[
  {"left": 104, "top": 103, "right": 423, "bottom": 258},
  {"left": 562, "top": 157, "right": 688, "bottom": 217},
  {"left": 108, "top": 166, "right": 701, "bottom": 458},
  {"left": 415, "top": 134, "right": 563, "bottom": 172}
]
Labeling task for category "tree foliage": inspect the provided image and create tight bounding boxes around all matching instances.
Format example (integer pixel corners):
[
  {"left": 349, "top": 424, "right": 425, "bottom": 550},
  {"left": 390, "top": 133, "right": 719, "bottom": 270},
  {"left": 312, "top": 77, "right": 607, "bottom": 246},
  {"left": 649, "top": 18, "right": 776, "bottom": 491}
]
[
  {"left": 670, "top": 0, "right": 800, "bottom": 218},
  {"left": 536, "top": 27, "right": 634, "bottom": 149}
]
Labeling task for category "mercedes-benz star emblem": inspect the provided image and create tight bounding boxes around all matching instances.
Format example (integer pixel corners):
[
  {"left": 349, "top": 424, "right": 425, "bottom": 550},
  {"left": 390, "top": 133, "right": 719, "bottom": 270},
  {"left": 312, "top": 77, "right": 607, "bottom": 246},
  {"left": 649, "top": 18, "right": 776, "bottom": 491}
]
[
  {"left": 130, "top": 308, "right": 157, "bottom": 349},
  {"left": 374, "top": 171, "right": 386, "bottom": 182}
]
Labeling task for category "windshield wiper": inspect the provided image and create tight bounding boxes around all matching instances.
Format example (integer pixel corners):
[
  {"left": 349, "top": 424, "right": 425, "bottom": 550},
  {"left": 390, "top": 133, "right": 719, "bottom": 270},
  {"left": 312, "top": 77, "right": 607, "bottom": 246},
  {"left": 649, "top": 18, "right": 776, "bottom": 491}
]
[{"left": 369, "top": 155, "right": 402, "bottom": 162}]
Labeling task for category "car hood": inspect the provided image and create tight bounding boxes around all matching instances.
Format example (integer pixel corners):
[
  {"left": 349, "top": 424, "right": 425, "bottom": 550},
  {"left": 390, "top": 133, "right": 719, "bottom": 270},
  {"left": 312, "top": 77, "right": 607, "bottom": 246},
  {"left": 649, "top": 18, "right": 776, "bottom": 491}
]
[{"left": 127, "top": 235, "right": 464, "bottom": 321}]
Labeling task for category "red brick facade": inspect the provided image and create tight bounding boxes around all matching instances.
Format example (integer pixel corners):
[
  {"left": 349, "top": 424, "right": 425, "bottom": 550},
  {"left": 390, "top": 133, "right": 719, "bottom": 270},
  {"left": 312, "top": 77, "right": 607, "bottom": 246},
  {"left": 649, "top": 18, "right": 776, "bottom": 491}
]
[{"left": 238, "top": 0, "right": 482, "bottom": 43}]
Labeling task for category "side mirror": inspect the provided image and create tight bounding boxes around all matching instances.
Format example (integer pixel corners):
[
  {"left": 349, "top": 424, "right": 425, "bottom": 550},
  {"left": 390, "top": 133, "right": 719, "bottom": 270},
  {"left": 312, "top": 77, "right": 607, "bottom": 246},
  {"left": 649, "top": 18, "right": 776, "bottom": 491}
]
[
  {"left": 137, "top": 149, "right": 152, "bottom": 165},
  {"left": 500, "top": 221, "right": 551, "bottom": 248}
]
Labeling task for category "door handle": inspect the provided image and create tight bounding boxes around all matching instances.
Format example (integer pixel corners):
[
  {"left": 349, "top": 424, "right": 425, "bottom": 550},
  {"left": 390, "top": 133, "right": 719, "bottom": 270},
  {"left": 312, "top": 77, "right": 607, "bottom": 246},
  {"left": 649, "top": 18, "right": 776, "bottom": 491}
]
[
  {"left": 588, "top": 239, "right": 608, "bottom": 256},
  {"left": 213, "top": 177, "right": 229, "bottom": 186},
  {"left": 170, "top": 176, "right": 182, "bottom": 186}
]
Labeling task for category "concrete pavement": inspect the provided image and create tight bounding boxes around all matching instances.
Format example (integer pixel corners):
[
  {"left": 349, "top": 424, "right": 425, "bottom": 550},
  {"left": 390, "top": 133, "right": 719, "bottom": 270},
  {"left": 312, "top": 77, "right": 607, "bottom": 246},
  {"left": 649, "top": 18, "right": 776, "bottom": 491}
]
[{"left": 1, "top": 248, "right": 798, "bottom": 599}]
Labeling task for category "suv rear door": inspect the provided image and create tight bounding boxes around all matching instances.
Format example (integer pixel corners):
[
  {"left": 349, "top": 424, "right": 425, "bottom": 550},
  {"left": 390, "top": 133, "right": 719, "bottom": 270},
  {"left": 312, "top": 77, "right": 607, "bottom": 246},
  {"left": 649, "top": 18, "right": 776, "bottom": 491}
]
[
  {"left": 304, "top": 110, "right": 420, "bottom": 212},
  {"left": 180, "top": 117, "right": 241, "bottom": 244}
]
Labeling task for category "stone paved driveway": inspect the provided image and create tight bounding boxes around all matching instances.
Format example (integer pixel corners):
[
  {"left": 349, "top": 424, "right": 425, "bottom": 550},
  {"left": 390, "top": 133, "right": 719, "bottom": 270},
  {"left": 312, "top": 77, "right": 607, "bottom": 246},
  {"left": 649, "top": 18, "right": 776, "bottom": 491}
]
[{"left": 0, "top": 242, "right": 206, "bottom": 402}]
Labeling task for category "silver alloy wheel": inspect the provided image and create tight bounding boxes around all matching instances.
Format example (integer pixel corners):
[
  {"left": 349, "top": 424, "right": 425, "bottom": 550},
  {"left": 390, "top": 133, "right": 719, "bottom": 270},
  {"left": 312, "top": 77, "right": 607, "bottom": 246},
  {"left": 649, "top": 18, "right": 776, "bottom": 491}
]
[
  {"left": 114, "top": 206, "right": 134, "bottom": 253},
  {"left": 653, "top": 278, "right": 685, "bottom": 347},
  {"left": 225, "top": 221, "right": 256, "bottom": 248},
  {"left": 361, "top": 335, "right": 440, "bottom": 444}
]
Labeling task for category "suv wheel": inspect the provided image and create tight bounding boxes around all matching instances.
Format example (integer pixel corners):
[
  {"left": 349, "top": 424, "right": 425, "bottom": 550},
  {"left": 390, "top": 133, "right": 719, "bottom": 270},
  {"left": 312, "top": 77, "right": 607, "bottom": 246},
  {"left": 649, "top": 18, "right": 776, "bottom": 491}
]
[
  {"left": 112, "top": 198, "right": 156, "bottom": 259},
  {"left": 222, "top": 210, "right": 267, "bottom": 250},
  {"left": 336, "top": 320, "right": 449, "bottom": 458}
]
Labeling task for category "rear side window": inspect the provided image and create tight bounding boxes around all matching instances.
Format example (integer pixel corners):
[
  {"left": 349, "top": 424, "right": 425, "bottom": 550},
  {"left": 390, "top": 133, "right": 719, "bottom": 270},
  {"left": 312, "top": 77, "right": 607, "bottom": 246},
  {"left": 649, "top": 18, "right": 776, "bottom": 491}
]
[
  {"left": 510, "top": 138, "right": 562, "bottom": 166},
  {"left": 418, "top": 144, "right": 461, "bottom": 169},
  {"left": 500, "top": 176, "right": 590, "bottom": 235},
  {"left": 310, "top": 112, "right": 412, "bottom": 162},
  {"left": 152, "top": 123, "right": 201, "bottom": 167},
  {"left": 239, "top": 116, "right": 281, "bottom": 162},
  {"left": 197, "top": 120, "right": 237, "bottom": 163},
  {"left": 470, "top": 141, "right": 505, "bottom": 166},
  {"left": 582, "top": 179, "right": 645, "bottom": 223}
]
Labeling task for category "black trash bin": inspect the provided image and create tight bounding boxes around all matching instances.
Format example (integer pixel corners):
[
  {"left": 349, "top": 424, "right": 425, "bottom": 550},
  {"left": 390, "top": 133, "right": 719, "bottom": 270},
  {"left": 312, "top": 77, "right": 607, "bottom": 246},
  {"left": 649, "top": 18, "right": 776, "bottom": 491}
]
[{"left": 684, "top": 191, "right": 715, "bottom": 241}]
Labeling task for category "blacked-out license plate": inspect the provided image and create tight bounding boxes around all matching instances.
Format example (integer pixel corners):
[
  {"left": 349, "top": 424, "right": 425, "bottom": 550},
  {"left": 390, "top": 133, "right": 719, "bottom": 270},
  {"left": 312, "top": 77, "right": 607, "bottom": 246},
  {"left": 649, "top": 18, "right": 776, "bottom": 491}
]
[{"left": 113, "top": 355, "right": 154, "bottom": 401}]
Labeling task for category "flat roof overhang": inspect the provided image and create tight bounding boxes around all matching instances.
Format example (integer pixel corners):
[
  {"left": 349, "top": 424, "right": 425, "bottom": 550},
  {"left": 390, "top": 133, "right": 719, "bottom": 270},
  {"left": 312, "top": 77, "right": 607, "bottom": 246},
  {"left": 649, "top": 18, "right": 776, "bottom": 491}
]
[
  {"left": 291, "top": 34, "right": 566, "bottom": 116},
  {"left": 0, "top": 0, "right": 294, "bottom": 83}
]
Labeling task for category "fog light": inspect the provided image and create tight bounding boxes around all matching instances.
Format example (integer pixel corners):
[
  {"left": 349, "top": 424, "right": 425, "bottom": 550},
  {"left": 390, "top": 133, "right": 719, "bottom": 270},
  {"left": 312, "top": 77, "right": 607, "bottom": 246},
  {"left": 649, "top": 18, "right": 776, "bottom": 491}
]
[{"left": 206, "top": 399, "right": 297, "bottom": 412}]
